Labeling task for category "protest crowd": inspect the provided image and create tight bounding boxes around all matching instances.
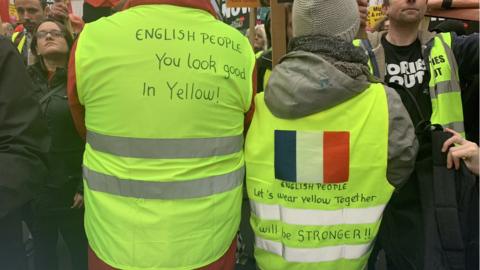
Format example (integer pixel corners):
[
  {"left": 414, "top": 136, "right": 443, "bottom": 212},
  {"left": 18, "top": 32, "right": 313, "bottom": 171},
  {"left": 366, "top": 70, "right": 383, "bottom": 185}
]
[{"left": 0, "top": 0, "right": 478, "bottom": 269}]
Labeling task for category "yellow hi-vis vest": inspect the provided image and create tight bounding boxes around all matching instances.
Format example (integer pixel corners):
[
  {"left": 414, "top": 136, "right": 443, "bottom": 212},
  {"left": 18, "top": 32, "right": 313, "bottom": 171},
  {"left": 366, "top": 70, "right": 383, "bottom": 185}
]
[
  {"left": 354, "top": 32, "right": 465, "bottom": 136},
  {"left": 263, "top": 69, "right": 271, "bottom": 91},
  {"left": 428, "top": 32, "right": 464, "bottom": 135},
  {"left": 75, "top": 4, "right": 255, "bottom": 270},
  {"left": 245, "top": 83, "right": 393, "bottom": 270},
  {"left": 11, "top": 31, "right": 26, "bottom": 53}
]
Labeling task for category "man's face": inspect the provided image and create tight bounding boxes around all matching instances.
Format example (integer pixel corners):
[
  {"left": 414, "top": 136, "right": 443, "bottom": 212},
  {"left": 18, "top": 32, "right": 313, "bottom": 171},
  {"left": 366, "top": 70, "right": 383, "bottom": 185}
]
[
  {"left": 15, "top": 0, "right": 45, "bottom": 32},
  {"left": 383, "top": 0, "right": 428, "bottom": 25}
]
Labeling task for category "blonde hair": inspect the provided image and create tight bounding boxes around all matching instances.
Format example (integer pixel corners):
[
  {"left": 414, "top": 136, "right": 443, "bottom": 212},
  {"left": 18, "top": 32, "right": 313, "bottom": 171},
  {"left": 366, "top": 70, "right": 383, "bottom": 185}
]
[{"left": 255, "top": 24, "right": 268, "bottom": 51}]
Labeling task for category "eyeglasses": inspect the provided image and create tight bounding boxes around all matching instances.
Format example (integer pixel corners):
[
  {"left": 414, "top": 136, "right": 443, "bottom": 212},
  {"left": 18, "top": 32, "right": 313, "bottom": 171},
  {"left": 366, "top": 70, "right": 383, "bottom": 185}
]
[{"left": 35, "top": 30, "right": 64, "bottom": 39}]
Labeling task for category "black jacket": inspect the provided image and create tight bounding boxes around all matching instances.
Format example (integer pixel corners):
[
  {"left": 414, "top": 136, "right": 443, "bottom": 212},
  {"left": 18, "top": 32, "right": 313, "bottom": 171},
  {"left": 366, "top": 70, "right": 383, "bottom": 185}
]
[
  {"left": 0, "top": 36, "right": 49, "bottom": 218},
  {"left": 365, "top": 31, "right": 479, "bottom": 270},
  {"left": 27, "top": 62, "right": 84, "bottom": 196}
]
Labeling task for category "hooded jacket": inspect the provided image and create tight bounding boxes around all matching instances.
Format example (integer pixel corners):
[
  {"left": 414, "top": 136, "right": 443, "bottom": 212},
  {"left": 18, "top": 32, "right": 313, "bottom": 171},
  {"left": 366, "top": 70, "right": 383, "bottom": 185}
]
[
  {"left": 264, "top": 35, "right": 418, "bottom": 187},
  {"left": 0, "top": 36, "right": 49, "bottom": 218}
]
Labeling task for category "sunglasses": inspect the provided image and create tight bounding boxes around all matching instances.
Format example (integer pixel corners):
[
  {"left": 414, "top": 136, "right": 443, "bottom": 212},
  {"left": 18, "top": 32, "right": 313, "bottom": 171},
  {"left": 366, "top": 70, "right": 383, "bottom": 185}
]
[{"left": 36, "top": 30, "right": 64, "bottom": 39}]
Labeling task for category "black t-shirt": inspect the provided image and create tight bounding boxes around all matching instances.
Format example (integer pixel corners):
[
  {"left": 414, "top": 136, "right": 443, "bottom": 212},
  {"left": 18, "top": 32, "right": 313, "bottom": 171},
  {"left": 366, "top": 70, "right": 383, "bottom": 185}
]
[{"left": 382, "top": 34, "right": 432, "bottom": 126}]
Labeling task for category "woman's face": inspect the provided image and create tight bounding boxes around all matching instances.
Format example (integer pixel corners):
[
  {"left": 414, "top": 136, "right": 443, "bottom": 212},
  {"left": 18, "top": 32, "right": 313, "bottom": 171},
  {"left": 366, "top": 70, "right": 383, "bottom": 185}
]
[
  {"left": 35, "top": 21, "right": 68, "bottom": 57},
  {"left": 253, "top": 29, "right": 265, "bottom": 51}
]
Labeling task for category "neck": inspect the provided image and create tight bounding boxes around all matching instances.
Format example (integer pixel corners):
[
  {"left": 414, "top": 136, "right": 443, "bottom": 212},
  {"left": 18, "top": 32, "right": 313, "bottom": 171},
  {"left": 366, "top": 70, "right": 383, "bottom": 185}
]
[
  {"left": 386, "top": 21, "right": 419, "bottom": 46},
  {"left": 42, "top": 55, "right": 67, "bottom": 73}
]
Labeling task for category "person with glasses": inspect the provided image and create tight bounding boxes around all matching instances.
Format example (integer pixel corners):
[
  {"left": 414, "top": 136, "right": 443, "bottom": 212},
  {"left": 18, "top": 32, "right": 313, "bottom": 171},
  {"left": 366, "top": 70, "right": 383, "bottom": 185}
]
[
  {"left": 13, "top": 0, "right": 84, "bottom": 65},
  {"left": 27, "top": 18, "right": 87, "bottom": 270}
]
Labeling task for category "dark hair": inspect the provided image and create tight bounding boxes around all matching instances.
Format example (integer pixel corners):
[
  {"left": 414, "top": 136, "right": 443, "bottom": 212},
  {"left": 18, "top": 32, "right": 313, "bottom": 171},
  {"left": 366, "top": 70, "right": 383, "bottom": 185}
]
[
  {"left": 14, "top": 0, "right": 48, "bottom": 10},
  {"left": 383, "top": 0, "right": 389, "bottom": 6},
  {"left": 39, "top": 0, "right": 47, "bottom": 10},
  {"left": 30, "top": 18, "right": 73, "bottom": 57},
  {"left": 264, "top": 10, "right": 271, "bottom": 46}
]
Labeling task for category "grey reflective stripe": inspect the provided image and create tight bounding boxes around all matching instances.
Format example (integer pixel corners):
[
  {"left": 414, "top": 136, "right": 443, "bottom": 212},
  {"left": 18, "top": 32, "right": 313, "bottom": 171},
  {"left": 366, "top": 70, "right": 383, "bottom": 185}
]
[
  {"left": 251, "top": 201, "right": 386, "bottom": 225},
  {"left": 87, "top": 130, "right": 243, "bottom": 159},
  {"left": 430, "top": 80, "right": 461, "bottom": 97},
  {"left": 429, "top": 33, "right": 461, "bottom": 99},
  {"left": 83, "top": 166, "right": 244, "bottom": 199},
  {"left": 442, "top": 122, "right": 465, "bottom": 133},
  {"left": 256, "top": 236, "right": 371, "bottom": 262}
]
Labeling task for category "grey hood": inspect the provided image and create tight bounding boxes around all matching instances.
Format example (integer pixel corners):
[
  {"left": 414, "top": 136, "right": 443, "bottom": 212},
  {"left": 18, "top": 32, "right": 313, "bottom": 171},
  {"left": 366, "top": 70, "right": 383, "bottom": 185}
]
[
  {"left": 264, "top": 35, "right": 373, "bottom": 119},
  {"left": 262, "top": 35, "right": 418, "bottom": 188}
]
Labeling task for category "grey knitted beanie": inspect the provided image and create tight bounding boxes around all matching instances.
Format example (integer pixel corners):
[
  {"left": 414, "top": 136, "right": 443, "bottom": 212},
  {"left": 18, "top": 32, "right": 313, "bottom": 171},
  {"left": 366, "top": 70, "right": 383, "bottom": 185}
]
[{"left": 292, "top": 0, "right": 360, "bottom": 42}]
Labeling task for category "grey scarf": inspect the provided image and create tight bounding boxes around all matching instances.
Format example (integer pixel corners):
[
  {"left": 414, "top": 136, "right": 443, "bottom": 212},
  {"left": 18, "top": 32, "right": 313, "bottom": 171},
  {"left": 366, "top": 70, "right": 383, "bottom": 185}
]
[{"left": 288, "top": 35, "right": 372, "bottom": 81}]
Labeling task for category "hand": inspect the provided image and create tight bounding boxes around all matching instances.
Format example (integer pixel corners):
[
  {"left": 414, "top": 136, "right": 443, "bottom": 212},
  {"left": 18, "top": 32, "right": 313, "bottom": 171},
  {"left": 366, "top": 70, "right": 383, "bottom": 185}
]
[
  {"left": 357, "top": 0, "right": 368, "bottom": 29},
  {"left": 71, "top": 193, "right": 84, "bottom": 208},
  {"left": 427, "top": 0, "right": 480, "bottom": 9},
  {"left": 48, "top": 3, "right": 69, "bottom": 21},
  {"left": 442, "top": 128, "right": 479, "bottom": 175}
]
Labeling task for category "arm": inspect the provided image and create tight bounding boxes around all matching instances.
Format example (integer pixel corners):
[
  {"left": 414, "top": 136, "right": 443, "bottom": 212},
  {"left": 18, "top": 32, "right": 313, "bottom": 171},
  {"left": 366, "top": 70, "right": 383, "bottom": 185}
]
[
  {"left": 67, "top": 39, "right": 87, "bottom": 140},
  {"left": 385, "top": 86, "right": 419, "bottom": 188},
  {"left": 0, "top": 37, "right": 49, "bottom": 218},
  {"left": 452, "top": 32, "right": 479, "bottom": 84},
  {"left": 357, "top": 0, "right": 367, "bottom": 31},
  {"left": 442, "top": 128, "right": 479, "bottom": 175},
  {"left": 428, "top": 0, "right": 479, "bottom": 8},
  {"left": 68, "top": 14, "right": 85, "bottom": 35},
  {"left": 48, "top": 2, "right": 85, "bottom": 35},
  {"left": 244, "top": 64, "right": 257, "bottom": 133}
]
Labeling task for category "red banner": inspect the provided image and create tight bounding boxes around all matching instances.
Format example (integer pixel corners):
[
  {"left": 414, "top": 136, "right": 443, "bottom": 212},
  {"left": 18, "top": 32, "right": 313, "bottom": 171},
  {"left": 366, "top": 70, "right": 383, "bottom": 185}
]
[{"left": 0, "top": 0, "right": 10, "bottom": 22}]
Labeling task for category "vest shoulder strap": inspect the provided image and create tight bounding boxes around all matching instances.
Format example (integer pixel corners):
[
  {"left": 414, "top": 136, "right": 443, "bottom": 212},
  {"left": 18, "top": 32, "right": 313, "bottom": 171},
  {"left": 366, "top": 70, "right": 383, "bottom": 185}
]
[
  {"left": 361, "top": 39, "right": 380, "bottom": 78},
  {"left": 438, "top": 32, "right": 453, "bottom": 48},
  {"left": 12, "top": 31, "right": 25, "bottom": 49}
]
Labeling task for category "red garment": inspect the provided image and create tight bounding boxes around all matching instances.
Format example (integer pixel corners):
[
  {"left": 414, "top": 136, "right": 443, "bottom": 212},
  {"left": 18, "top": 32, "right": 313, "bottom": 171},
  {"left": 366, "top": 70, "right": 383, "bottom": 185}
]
[
  {"left": 67, "top": 40, "right": 86, "bottom": 140},
  {"left": 47, "top": 70, "right": 55, "bottom": 82},
  {"left": 84, "top": 0, "right": 120, "bottom": 8},
  {"left": 88, "top": 238, "right": 237, "bottom": 270},
  {"left": 14, "top": 25, "right": 24, "bottom": 32},
  {"left": 124, "top": 0, "right": 217, "bottom": 17},
  {"left": 67, "top": 0, "right": 256, "bottom": 140},
  {"left": 0, "top": 0, "right": 9, "bottom": 23}
]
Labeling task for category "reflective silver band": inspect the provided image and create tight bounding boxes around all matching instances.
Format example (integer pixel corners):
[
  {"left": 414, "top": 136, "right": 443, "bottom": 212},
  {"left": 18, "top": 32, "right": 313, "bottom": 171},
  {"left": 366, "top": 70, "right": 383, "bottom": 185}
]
[
  {"left": 255, "top": 236, "right": 371, "bottom": 262},
  {"left": 83, "top": 166, "right": 244, "bottom": 199},
  {"left": 87, "top": 130, "right": 243, "bottom": 159},
  {"left": 430, "top": 80, "right": 461, "bottom": 98},
  {"left": 251, "top": 201, "right": 386, "bottom": 226},
  {"left": 442, "top": 121, "right": 465, "bottom": 133}
]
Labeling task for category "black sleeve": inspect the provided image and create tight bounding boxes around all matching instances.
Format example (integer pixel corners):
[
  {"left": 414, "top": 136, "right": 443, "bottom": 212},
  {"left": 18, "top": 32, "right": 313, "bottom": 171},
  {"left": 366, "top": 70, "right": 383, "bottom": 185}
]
[
  {"left": 0, "top": 36, "right": 49, "bottom": 218},
  {"left": 452, "top": 32, "right": 479, "bottom": 84}
]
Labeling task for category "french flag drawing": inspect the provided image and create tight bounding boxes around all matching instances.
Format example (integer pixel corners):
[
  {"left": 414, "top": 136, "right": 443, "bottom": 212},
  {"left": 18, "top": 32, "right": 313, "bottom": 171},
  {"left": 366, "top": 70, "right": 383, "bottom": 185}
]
[{"left": 274, "top": 130, "right": 350, "bottom": 183}]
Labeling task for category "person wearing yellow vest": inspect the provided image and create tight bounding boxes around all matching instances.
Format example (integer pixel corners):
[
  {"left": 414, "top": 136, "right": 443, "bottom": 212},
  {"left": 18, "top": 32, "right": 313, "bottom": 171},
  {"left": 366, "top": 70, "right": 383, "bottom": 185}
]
[
  {"left": 12, "top": 0, "right": 47, "bottom": 64},
  {"left": 13, "top": 0, "right": 83, "bottom": 65},
  {"left": 67, "top": 0, "right": 255, "bottom": 269},
  {"left": 354, "top": 1, "right": 479, "bottom": 269},
  {"left": 245, "top": 0, "right": 418, "bottom": 269}
]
